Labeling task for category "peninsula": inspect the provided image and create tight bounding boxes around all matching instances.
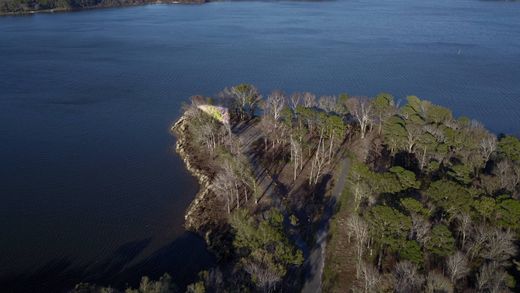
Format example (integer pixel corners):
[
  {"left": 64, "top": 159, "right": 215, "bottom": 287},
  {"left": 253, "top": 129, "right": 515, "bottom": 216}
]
[
  {"left": 169, "top": 85, "right": 520, "bottom": 292},
  {"left": 70, "top": 85, "right": 520, "bottom": 292}
]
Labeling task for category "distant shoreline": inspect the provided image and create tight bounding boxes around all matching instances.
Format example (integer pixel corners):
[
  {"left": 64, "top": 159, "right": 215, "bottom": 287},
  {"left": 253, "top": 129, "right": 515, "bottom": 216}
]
[
  {"left": 0, "top": 0, "right": 332, "bottom": 16},
  {"left": 0, "top": 0, "right": 206, "bottom": 17}
]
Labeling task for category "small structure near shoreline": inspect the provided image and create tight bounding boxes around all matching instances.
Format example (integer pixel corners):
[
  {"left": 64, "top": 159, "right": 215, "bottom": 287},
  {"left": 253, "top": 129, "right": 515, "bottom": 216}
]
[{"left": 197, "top": 104, "right": 230, "bottom": 125}]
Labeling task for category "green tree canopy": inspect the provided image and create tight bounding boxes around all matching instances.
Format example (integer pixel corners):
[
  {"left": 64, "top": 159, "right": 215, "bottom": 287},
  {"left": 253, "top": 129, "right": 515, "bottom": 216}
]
[
  {"left": 366, "top": 205, "right": 412, "bottom": 252},
  {"left": 400, "top": 240, "right": 424, "bottom": 265},
  {"left": 425, "top": 224, "right": 455, "bottom": 257},
  {"left": 498, "top": 135, "right": 520, "bottom": 163}
]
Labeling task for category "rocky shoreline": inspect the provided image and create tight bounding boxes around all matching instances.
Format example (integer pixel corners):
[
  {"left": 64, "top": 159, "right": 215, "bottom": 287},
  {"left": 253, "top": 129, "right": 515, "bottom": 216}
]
[
  {"left": 172, "top": 115, "right": 212, "bottom": 232},
  {"left": 171, "top": 114, "right": 230, "bottom": 244}
]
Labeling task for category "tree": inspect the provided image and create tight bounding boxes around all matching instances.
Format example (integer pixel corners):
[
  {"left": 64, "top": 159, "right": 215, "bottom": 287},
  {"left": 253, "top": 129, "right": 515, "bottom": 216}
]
[
  {"left": 212, "top": 171, "right": 236, "bottom": 214},
  {"left": 289, "top": 135, "right": 303, "bottom": 181},
  {"left": 498, "top": 135, "right": 520, "bottom": 163},
  {"left": 288, "top": 93, "right": 302, "bottom": 111},
  {"left": 394, "top": 261, "right": 424, "bottom": 293},
  {"left": 447, "top": 164, "right": 473, "bottom": 185},
  {"left": 125, "top": 274, "right": 175, "bottom": 293},
  {"left": 323, "top": 114, "right": 347, "bottom": 161},
  {"left": 467, "top": 224, "right": 516, "bottom": 267},
  {"left": 184, "top": 104, "right": 225, "bottom": 154},
  {"left": 411, "top": 213, "right": 431, "bottom": 246},
  {"left": 401, "top": 198, "right": 430, "bottom": 217},
  {"left": 348, "top": 97, "right": 373, "bottom": 139},
  {"left": 496, "top": 198, "right": 520, "bottom": 230},
  {"left": 242, "top": 250, "right": 284, "bottom": 292},
  {"left": 230, "top": 209, "right": 303, "bottom": 292},
  {"left": 224, "top": 84, "right": 261, "bottom": 120},
  {"left": 372, "top": 92, "right": 396, "bottom": 135},
  {"left": 346, "top": 215, "right": 370, "bottom": 277},
  {"left": 425, "top": 272, "right": 453, "bottom": 293},
  {"left": 265, "top": 91, "right": 285, "bottom": 123},
  {"left": 481, "top": 227, "right": 516, "bottom": 267},
  {"left": 425, "top": 180, "right": 473, "bottom": 220},
  {"left": 471, "top": 196, "right": 496, "bottom": 221},
  {"left": 378, "top": 166, "right": 420, "bottom": 194},
  {"left": 400, "top": 240, "right": 423, "bottom": 266},
  {"left": 318, "top": 95, "right": 338, "bottom": 113},
  {"left": 366, "top": 205, "right": 412, "bottom": 268},
  {"left": 349, "top": 162, "right": 374, "bottom": 211},
  {"left": 383, "top": 115, "right": 408, "bottom": 155},
  {"left": 477, "top": 261, "right": 513, "bottom": 293},
  {"left": 480, "top": 134, "right": 497, "bottom": 163},
  {"left": 309, "top": 129, "right": 329, "bottom": 185},
  {"left": 446, "top": 251, "right": 469, "bottom": 283},
  {"left": 358, "top": 262, "right": 381, "bottom": 293},
  {"left": 454, "top": 212, "right": 472, "bottom": 249},
  {"left": 302, "top": 92, "right": 316, "bottom": 108},
  {"left": 425, "top": 224, "right": 455, "bottom": 257},
  {"left": 495, "top": 160, "right": 520, "bottom": 193}
]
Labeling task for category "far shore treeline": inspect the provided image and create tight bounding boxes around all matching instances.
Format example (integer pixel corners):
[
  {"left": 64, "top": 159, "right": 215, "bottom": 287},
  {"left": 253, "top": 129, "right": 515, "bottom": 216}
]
[
  {"left": 73, "top": 85, "right": 520, "bottom": 292},
  {"left": 0, "top": 0, "right": 205, "bottom": 15}
]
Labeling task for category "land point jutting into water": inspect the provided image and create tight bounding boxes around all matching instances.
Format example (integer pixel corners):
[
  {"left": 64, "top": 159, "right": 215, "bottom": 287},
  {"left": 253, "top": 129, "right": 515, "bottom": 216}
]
[{"left": 74, "top": 85, "right": 520, "bottom": 292}]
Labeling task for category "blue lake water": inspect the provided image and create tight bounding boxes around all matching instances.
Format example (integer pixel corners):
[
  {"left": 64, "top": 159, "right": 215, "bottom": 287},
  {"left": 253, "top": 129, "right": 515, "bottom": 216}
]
[{"left": 0, "top": 0, "right": 519, "bottom": 291}]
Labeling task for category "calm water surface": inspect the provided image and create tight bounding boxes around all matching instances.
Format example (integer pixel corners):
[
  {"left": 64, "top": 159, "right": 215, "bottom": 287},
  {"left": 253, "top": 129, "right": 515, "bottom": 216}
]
[{"left": 1, "top": 0, "right": 519, "bottom": 291}]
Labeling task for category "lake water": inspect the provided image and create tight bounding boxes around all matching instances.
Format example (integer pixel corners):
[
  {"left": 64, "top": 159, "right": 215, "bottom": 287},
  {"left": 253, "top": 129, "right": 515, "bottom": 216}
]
[{"left": 1, "top": 0, "right": 519, "bottom": 291}]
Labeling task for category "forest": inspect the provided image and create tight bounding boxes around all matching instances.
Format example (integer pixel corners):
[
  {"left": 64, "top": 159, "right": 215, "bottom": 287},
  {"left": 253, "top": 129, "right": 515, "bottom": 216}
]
[
  {"left": 0, "top": 0, "right": 203, "bottom": 15},
  {"left": 73, "top": 85, "right": 520, "bottom": 292}
]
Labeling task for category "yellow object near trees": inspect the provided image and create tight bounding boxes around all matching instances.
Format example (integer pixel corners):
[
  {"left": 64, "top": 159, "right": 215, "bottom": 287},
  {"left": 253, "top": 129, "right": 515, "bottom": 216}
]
[{"left": 197, "top": 105, "right": 230, "bottom": 125}]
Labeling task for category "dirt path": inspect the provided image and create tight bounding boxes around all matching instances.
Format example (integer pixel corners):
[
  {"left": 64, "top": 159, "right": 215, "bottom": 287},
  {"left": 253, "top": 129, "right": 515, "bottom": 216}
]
[{"left": 301, "top": 157, "right": 350, "bottom": 293}]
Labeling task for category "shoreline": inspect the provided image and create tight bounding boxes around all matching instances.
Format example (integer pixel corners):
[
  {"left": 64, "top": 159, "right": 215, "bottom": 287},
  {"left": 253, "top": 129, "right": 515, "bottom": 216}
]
[
  {"left": 171, "top": 115, "right": 213, "bottom": 232},
  {"left": 0, "top": 0, "right": 206, "bottom": 17}
]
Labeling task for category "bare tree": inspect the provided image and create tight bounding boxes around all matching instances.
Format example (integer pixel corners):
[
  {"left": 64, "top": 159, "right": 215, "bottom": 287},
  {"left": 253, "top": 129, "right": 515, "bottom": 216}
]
[
  {"left": 346, "top": 215, "right": 370, "bottom": 278},
  {"left": 243, "top": 259, "right": 281, "bottom": 293},
  {"left": 480, "top": 134, "right": 497, "bottom": 162},
  {"left": 477, "top": 261, "right": 510, "bottom": 293},
  {"left": 468, "top": 225, "right": 516, "bottom": 267},
  {"left": 411, "top": 213, "right": 431, "bottom": 246},
  {"left": 223, "top": 84, "right": 261, "bottom": 120},
  {"left": 309, "top": 130, "right": 329, "bottom": 185},
  {"left": 425, "top": 271, "right": 453, "bottom": 293},
  {"left": 455, "top": 211, "right": 472, "bottom": 249},
  {"left": 265, "top": 91, "right": 285, "bottom": 122},
  {"left": 394, "top": 261, "right": 424, "bottom": 293},
  {"left": 447, "top": 251, "right": 470, "bottom": 283},
  {"left": 405, "top": 123, "right": 424, "bottom": 154},
  {"left": 318, "top": 95, "right": 337, "bottom": 113},
  {"left": 212, "top": 158, "right": 257, "bottom": 213},
  {"left": 483, "top": 228, "right": 517, "bottom": 267},
  {"left": 198, "top": 122, "right": 219, "bottom": 153},
  {"left": 290, "top": 135, "right": 303, "bottom": 181},
  {"left": 303, "top": 92, "right": 316, "bottom": 108},
  {"left": 348, "top": 97, "right": 373, "bottom": 139},
  {"left": 359, "top": 262, "right": 381, "bottom": 293},
  {"left": 496, "top": 160, "right": 520, "bottom": 192},
  {"left": 352, "top": 179, "right": 371, "bottom": 212},
  {"left": 289, "top": 93, "right": 302, "bottom": 111},
  {"left": 259, "top": 115, "right": 277, "bottom": 152},
  {"left": 212, "top": 171, "right": 235, "bottom": 214}
]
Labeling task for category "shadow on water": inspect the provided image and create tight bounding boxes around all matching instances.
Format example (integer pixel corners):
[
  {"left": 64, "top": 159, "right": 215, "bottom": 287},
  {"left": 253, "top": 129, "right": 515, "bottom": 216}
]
[{"left": 0, "top": 232, "right": 215, "bottom": 293}]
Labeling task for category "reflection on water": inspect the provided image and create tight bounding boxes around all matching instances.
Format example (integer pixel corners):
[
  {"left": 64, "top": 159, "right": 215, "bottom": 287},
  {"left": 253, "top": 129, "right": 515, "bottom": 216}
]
[{"left": 2, "top": 232, "right": 215, "bottom": 292}]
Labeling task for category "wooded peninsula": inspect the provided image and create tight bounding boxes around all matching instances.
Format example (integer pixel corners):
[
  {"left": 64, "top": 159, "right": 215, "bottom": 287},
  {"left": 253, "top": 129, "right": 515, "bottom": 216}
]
[{"left": 75, "top": 84, "right": 520, "bottom": 292}]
